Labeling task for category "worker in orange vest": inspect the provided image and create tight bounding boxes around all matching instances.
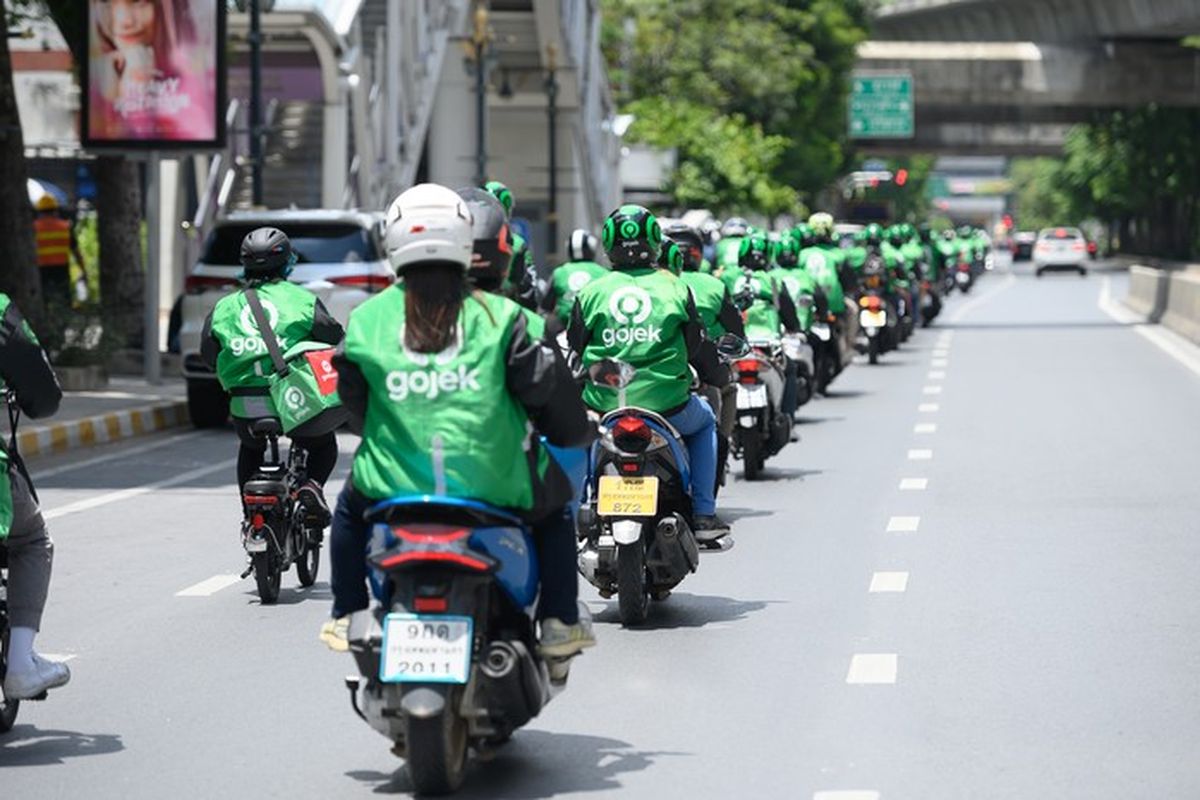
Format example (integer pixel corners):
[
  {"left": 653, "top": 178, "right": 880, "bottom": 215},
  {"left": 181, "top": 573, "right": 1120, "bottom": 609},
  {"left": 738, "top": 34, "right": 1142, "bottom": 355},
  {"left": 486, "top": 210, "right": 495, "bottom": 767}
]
[{"left": 33, "top": 194, "right": 82, "bottom": 308}]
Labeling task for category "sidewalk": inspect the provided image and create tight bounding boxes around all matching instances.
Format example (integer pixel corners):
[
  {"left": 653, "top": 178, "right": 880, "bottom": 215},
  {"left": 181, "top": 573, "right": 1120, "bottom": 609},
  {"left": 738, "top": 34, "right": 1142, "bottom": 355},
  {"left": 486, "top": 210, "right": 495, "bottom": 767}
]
[{"left": 15, "top": 377, "right": 191, "bottom": 459}]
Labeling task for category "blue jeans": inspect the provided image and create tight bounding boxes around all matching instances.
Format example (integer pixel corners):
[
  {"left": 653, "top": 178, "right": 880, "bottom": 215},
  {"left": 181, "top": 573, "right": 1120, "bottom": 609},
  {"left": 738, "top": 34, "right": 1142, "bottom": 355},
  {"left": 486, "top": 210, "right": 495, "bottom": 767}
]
[{"left": 666, "top": 395, "right": 718, "bottom": 517}]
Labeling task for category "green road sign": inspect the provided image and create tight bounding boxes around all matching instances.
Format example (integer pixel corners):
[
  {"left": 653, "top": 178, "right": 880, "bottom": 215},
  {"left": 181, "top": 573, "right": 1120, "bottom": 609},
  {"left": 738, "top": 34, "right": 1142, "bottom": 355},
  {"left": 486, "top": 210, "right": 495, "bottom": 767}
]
[{"left": 849, "top": 73, "right": 914, "bottom": 139}]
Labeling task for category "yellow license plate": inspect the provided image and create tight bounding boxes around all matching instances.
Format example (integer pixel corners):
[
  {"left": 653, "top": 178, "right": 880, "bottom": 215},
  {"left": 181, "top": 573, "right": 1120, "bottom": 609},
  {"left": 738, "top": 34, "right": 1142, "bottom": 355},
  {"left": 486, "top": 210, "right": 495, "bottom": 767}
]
[{"left": 597, "top": 476, "right": 659, "bottom": 517}]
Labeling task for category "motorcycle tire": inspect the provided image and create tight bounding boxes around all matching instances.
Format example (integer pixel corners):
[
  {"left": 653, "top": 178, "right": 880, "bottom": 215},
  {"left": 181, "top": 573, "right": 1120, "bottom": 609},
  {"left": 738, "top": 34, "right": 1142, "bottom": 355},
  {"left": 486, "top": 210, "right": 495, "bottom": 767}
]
[
  {"left": 616, "top": 542, "right": 650, "bottom": 626},
  {"left": 742, "top": 433, "right": 764, "bottom": 481},
  {"left": 295, "top": 540, "right": 320, "bottom": 588},
  {"left": 405, "top": 704, "right": 469, "bottom": 795},
  {"left": 868, "top": 337, "right": 879, "bottom": 365},
  {"left": 252, "top": 551, "right": 281, "bottom": 604},
  {"left": 0, "top": 625, "right": 19, "bottom": 735}
]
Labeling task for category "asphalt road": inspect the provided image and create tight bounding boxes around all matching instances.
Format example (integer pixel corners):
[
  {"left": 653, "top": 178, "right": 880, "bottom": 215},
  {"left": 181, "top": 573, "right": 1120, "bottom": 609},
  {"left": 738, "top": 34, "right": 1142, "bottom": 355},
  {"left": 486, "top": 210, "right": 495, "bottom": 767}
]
[{"left": 4, "top": 257, "right": 1200, "bottom": 799}]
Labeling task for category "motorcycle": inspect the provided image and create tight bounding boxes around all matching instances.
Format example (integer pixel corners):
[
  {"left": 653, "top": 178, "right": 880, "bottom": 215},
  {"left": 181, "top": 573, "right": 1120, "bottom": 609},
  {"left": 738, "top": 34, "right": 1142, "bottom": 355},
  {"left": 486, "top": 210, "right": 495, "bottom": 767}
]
[
  {"left": 954, "top": 258, "right": 975, "bottom": 294},
  {"left": 576, "top": 359, "right": 707, "bottom": 626},
  {"left": 342, "top": 493, "right": 585, "bottom": 794},
  {"left": 808, "top": 313, "right": 840, "bottom": 394},
  {"left": 239, "top": 419, "right": 323, "bottom": 603},
  {"left": 857, "top": 258, "right": 898, "bottom": 364},
  {"left": 918, "top": 263, "right": 942, "bottom": 327},
  {"left": 1, "top": 548, "right": 22, "bottom": 733},
  {"left": 730, "top": 339, "right": 793, "bottom": 480}
]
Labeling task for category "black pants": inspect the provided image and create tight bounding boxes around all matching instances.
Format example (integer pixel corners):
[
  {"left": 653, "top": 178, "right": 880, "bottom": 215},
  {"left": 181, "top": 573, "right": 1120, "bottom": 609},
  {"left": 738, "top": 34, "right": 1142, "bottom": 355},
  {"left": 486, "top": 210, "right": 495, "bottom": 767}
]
[
  {"left": 329, "top": 484, "right": 579, "bottom": 624},
  {"left": 233, "top": 418, "right": 338, "bottom": 488}
]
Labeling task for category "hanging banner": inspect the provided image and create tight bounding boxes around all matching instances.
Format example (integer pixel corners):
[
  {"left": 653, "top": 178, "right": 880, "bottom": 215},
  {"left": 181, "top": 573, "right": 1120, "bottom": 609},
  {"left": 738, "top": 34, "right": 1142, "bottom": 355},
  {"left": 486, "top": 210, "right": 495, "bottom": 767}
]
[{"left": 83, "top": 1, "right": 226, "bottom": 149}]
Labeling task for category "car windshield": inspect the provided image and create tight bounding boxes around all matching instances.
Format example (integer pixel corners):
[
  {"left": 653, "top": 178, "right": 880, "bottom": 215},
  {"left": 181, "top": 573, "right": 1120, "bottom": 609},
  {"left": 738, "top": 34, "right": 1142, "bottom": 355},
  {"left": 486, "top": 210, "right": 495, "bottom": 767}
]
[
  {"left": 1039, "top": 228, "right": 1083, "bottom": 241},
  {"left": 201, "top": 222, "right": 379, "bottom": 266}
]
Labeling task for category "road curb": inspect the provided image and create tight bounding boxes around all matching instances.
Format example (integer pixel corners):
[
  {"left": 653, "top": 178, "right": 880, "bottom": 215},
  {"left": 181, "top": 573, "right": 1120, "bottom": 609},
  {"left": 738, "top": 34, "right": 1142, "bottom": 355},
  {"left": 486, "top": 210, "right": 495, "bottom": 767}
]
[{"left": 17, "top": 400, "right": 191, "bottom": 459}]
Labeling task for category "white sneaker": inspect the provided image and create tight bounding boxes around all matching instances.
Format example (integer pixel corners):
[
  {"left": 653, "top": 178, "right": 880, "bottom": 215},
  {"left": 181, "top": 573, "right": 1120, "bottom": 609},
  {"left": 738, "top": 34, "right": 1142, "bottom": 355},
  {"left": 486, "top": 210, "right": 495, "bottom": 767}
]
[
  {"left": 538, "top": 617, "right": 597, "bottom": 659},
  {"left": 3, "top": 653, "right": 71, "bottom": 700}
]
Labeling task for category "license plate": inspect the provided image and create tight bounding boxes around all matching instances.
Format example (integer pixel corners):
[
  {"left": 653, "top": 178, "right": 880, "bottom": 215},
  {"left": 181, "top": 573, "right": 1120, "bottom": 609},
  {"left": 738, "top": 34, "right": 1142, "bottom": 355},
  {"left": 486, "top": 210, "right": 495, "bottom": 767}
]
[
  {"left": 737, "top": 384, "right": 768, "bottom": 410},
  {"left": 380, "top": 613, "right": 473, "bottom": 684},
  {"left": 811, "top": 323, "right": 831, "bottom": 341},
  {"left": 597, "top": 475, "right": 659, "bottom": 517},
  {"left": 860, "top": 310, "right": 886, "bottom": 328}
]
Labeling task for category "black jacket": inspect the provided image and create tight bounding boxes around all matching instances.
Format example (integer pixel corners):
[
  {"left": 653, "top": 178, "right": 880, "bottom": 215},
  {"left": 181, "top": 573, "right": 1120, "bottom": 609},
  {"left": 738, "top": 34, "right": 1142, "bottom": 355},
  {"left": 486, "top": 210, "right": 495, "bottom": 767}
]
[{"left": 0, "top": 299, "right": 61, "bottom": 424}]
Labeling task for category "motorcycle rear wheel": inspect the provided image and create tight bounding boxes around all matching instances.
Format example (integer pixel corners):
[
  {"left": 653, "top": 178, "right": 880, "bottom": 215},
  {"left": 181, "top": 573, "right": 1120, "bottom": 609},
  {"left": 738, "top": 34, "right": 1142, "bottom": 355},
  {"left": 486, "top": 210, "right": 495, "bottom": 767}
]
[
  {"left": 405, "top": 705, "right": 468, "bottom": 795},
  {"left": 742, "top": 433, "right": 764, "bottom": 481},
  {"left": 295, "top": 539, "right": 320, "bottom": 588},
  {"left": 868, "top": 337, "right": 879, "bottom": 365},
  {"left": 0, "top": 625, "right": 18, "bottom": 734},
  {"left": 616, "top": 542, "right": 650, "bottom": 626},
  {"left": 253, "top": 552, "right": 281, "bottom": 604}
]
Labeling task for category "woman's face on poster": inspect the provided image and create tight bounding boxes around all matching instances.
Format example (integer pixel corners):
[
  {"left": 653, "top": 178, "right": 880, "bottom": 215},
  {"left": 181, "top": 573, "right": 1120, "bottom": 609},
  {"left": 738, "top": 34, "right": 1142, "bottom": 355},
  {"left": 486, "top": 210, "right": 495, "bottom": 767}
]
[{"left": 96, "top": 0, "right": 157, "bottom": 50}]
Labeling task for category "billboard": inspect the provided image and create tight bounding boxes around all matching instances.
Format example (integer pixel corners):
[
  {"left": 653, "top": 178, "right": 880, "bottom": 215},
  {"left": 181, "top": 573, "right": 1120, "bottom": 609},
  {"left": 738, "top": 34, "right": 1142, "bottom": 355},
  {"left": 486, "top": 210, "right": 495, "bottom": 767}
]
[{"left": 83, "top": 1, "right": 226, "bottom": 149}]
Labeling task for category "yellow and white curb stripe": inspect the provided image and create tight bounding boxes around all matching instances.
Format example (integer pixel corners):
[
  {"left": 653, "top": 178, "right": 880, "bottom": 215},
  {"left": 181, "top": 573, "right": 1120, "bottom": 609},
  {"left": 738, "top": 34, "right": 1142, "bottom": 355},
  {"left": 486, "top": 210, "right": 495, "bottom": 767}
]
[{"left": 16, "top": 401, "right": 190, "bottom": 458}]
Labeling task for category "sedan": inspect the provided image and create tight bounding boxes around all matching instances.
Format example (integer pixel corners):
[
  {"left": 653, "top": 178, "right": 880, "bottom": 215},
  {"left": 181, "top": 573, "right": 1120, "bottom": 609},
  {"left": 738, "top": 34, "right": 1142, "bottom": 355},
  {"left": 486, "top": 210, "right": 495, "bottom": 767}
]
[{"left": 1033, "top": 227, "right": 1088, "bottom": 277}]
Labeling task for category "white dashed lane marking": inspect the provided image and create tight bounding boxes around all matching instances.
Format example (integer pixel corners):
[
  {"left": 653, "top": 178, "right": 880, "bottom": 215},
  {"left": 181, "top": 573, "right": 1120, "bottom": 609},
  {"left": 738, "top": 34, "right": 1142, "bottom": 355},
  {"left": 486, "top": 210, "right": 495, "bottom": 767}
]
[
  {"left": 814, "top": 793, "right": 881, "bottom": 800},
  {"left": 931, "top": 358, "right": 949, "bottom": 367},
  {"left": 932, "top": 349, "right": 949, "bottom": 358},
  {"left": 922, "top": 385, "right": 943, "bottom": 395},
  {"left": 914, "top": 423, "right": 937, "bottom": 434},
  {"left": 918, "top": 403, "right": 940, "bottom": 413},
  {"left": 899, "top": 477, "right": 928, "bottom": 490},
  {"left": 908, "top": 449, "right": 933, "bottom": 461},
  {"left": 927, "top": 371, "right": 946, "bottom": 380},
  {"left": 176, "top": 574, "right": 242, "bottom": 597},
  {"left": 869, "top": 572, "right": 909, "bottom": 593},
  {"left": 887, "top": 516, "right": 920, "bottom": 533},
  {"left": 846, "top": 654, "right": 898, "bottom": 684}
]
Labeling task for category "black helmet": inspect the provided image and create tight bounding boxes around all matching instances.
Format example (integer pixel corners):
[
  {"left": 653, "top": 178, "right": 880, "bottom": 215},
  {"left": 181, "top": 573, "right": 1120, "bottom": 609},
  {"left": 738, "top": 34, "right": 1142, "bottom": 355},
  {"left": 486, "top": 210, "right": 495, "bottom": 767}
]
[
  {"left": 663, "top": 222, "right": 704, "bottom": 272},
  {"left": 602, "top": 204, "right": 661, "bottom": 269},
  {"left": 566, "top": 228, "right": 598, "bottom": 262},
  {"left": 240, "top": 227, "right": 295, "bottom": 280},
  {"left": 738, "top": 232, "right": 770, "bottom": 271},
  {"left": 456, "top": 187, "right": 512, "bottom": 290}
]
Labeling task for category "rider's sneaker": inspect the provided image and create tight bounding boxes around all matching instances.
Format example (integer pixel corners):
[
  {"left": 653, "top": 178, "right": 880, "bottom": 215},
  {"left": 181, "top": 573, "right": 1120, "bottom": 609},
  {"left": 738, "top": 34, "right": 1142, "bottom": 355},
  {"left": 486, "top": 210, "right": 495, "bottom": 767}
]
[
  {"left": 296, "top": 480, "right": 332, "bottom": 527},
  {"left": 538, "top": 617, "right": 596, "bottom": 659},
  {"left": 3, "top": 653, "right": 71, "bottom": 700},
  {"left": 693, "top": 514, "right": 731, "bottom": 542},
  {"left": 319, "top": 616, "right": 350, "bottom": 652}
]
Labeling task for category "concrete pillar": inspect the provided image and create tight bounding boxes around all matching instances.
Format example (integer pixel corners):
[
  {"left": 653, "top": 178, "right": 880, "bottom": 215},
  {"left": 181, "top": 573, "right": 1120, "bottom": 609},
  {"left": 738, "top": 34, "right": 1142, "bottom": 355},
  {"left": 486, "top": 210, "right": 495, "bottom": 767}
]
[
  {"left": 156, "top": 158, "right": 186, "bottom": 351},
  {"left": 428, "top": 54, "right": 477, "bottom": 189}
]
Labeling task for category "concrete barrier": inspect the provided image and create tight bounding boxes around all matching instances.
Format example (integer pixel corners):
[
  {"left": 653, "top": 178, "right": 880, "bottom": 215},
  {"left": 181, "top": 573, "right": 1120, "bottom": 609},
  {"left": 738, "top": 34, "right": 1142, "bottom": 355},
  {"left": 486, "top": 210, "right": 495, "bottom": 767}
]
[
  {"left": 1162, "top": 271, "right": 1200, "bottom": 346},
  {"left": 1126, "top": 265, "right": 1171, "bottom": 321}
]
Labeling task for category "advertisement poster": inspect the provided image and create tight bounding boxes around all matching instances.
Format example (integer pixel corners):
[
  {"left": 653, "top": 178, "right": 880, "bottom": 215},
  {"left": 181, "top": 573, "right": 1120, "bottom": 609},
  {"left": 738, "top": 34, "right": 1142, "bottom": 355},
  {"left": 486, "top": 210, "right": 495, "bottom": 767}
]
[{"left": 84, "top": 0, "right": 226, "bottom": 149}]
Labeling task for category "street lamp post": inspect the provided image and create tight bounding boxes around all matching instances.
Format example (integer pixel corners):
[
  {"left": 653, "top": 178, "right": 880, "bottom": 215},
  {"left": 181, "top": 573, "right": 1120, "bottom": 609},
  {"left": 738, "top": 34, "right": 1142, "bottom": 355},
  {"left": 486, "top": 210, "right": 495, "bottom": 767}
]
[
  {"left": 471, "top": 4, "right": 491, "bottom": 186},
  {"left": 545, "top": 44, "right": 559, "bottom": 263},
  {"left": 249, "top": 0, "right": 264, "bottom": 206}
]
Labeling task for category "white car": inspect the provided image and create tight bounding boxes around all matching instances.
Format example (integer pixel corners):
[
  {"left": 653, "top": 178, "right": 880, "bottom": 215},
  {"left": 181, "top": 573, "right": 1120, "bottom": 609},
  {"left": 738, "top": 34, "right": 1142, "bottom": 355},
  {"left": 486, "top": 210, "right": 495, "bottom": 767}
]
[
  {"left": 179, "top": 210, "right": 392, "bottom": 427},
  {"left": 1033, "top": 227, "right": 1088, "bottom": 277}
]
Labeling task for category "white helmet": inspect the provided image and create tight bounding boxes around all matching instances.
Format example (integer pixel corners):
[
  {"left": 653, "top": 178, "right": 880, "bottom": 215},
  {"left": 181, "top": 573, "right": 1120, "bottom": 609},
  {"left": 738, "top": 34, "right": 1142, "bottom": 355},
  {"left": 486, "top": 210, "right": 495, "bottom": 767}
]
[{"left": 384, "top": 183, "right": 474, "bottom": 274}]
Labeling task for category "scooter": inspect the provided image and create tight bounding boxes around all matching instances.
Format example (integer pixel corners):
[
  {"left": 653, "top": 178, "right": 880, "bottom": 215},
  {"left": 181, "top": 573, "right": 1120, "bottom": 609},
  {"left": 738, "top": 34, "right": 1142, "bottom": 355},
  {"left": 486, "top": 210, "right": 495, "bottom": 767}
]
[{"left": 731, "top": 340, "right": 792, "bottom": 480}]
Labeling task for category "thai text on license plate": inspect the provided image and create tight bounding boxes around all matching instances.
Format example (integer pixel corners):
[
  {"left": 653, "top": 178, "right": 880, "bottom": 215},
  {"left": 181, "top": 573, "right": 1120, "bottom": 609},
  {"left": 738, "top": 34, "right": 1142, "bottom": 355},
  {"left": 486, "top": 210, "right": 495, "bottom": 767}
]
[
  {"left": 380, "top": 613, "right": 473, "bottom": 684},
  {"left": 597, "top": 475, "right": 659, "bottom": 517}
]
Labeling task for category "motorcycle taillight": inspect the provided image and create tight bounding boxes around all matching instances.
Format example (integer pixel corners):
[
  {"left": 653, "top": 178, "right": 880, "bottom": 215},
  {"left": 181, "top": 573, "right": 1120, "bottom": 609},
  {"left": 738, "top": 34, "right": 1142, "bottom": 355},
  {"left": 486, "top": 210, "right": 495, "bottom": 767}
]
[{"left": 612, "top": 416, "right": 652, "bottom": 453}]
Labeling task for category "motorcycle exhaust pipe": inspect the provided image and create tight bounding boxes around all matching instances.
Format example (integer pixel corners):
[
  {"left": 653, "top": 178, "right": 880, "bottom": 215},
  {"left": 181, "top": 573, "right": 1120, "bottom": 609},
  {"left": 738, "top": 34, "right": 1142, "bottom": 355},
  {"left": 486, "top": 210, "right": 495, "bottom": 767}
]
[{"left": 481, "top": 641, "right": 520, "bottom": 680}]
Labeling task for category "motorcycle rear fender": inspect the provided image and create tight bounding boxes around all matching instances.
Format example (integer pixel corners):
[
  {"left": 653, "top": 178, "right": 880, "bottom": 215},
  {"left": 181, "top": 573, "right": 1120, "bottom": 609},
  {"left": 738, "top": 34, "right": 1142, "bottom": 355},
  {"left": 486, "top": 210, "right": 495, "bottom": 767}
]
[
  {"left": 401, "top": 685, "right": 448, "bottom": 720},
  {"left": 611, "top": 519, "right": 643, "bottom": 545}
]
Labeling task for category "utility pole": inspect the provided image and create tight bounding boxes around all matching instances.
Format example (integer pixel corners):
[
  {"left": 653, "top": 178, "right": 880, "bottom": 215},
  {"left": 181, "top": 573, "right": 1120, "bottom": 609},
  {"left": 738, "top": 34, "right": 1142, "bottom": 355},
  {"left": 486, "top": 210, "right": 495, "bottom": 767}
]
[
  {"left": 471, "top": 3, "right": 491, "bottom": 186},
  {"left": 249, "top": 0, "right": 264, "bottom": 206},
  {"left": 545, "top": 43, "right": 559, "bottom": 263}
]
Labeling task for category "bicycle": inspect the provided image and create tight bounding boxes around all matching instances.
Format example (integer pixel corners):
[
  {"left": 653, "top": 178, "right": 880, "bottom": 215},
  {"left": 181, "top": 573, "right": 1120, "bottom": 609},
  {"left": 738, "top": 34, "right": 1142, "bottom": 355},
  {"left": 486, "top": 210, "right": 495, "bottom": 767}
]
[{"left": 239, "top": 419, "right": 323, "bottom": 603}]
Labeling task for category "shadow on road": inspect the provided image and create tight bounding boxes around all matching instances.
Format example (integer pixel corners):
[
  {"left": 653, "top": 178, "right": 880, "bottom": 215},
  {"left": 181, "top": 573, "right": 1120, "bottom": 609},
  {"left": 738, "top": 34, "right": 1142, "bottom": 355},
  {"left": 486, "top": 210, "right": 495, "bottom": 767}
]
[
  {"left": 0, "top": 726, "right": 124, "bottom": 766},
  {"left": 591, "top": 592, "right": 778, "bottom": 630},
  {"left": 244, "top": 581, "right": 333, "bottom": 606},
  {"left": 738, "top": 467, "right": 823, "bottom": 483},
  {"left": 793, "top": 414, "right": 846, "bottom": 425},
  {"left": 721, "top": 506, "right": 774, "bottom": 522},
  {"left": 820, "top": 389, "right": 869, "bottom": 399},
  {"left": 346, "top": 729, "right": 687, "bottom": 797}
]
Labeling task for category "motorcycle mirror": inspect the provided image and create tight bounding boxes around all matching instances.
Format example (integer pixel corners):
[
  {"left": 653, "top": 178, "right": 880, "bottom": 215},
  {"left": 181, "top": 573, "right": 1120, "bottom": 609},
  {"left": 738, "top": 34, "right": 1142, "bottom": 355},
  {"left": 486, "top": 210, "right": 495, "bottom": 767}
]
[{"left": 588, "top": 359, "right": 637, "bottom": 389}]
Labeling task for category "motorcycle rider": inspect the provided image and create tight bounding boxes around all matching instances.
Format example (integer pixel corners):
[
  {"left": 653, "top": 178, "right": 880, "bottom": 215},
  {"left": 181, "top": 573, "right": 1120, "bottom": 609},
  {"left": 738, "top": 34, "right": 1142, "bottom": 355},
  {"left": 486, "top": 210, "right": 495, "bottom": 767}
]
[
  {"left": 0, "top": 293, "right": 71, "bottom": 700},
  {"left": 325, "top": 183, "right": 596, "bottom": 658},
  {"left": 201, "top": 228, "right": 343, "bottom": 524},
  {"left": 567, "top": 204, "right": 730, "bottom": 538},
  {"left": 714, "top": 217, "right": 751, "bottom": 277},
  {"left": 732, "top": 232, "right": 803, "bottom": 415},
  {"left": 803, "top": 212, "right": 856, "bottom": 365},
  {"left": 543, "top": 228, "right": 609, "bottom": 328},
  {"left": 484, "top": 180, "right": 540, "bottom": 311}
]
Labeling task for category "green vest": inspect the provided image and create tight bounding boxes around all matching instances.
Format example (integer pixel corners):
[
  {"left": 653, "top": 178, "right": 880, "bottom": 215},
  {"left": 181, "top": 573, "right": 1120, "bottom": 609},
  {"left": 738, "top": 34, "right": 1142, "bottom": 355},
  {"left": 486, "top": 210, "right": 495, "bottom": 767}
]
[
  {"left": 679, "top": 271, "right": 730, "bottom": 339},
  {"left": 777, "top": 268, "right": 818, "bottom": 331},
  {"left": 549, "top": 260, "right": 607, "bottom": 323},
  {"left": 208, "top": 281, "right": 322, "bottom": 418},
  {"left": 734, "top": 270, "right": 783, "bottom": 341},
  {"left": 801, "top": 245, "right": 846, "bottom": 314},
  {"left": 503, "top": 231, "right": 534, "bottom": 293},
  {"left": 715, "top": 237, "right": 743, "bottom": 274},
  {"left": 576, "top": 268, "right": 692, "bottom": 414},
  {"left": 343, "top": 287, "right": 546, "bottom": 510}
]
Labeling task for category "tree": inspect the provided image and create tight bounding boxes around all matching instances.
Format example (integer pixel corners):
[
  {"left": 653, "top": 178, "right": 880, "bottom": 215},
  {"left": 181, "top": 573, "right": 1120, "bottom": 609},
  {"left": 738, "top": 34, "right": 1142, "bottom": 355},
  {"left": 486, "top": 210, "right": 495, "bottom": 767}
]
[
  {"left": 42, "top": 0, "right": 144, "bottom": 349},
  {"left": 0, "top": 4, "right": 44, "bottom": 328}
]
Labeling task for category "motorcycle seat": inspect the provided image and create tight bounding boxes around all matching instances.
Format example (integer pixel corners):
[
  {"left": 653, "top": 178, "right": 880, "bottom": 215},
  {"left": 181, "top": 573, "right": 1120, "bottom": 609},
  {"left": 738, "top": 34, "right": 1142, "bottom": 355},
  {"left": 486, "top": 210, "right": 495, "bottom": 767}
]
[{"left": 249, "top": 418, "right": 283, "bottom": 438}]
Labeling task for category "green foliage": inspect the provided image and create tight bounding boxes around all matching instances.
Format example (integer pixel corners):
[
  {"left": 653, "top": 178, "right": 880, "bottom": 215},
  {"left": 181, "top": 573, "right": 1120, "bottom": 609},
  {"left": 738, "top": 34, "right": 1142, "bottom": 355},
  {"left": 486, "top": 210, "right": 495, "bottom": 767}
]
[{"left": 603, "top": 0, "right": 869, "bottom": 214}]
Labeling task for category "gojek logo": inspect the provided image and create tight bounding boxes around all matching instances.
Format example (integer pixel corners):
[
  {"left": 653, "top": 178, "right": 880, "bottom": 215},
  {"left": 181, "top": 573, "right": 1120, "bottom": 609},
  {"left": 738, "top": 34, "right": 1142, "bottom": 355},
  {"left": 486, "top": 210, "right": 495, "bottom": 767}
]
[
  {"left": 283, "top": 385, "right": 307, "bottom": 412},
  {"left": 229, "top": 299, "right": 280, "bottom": 356},
  {"left": 567, "top": 271, "right": 594, "bottom": 293},
  {"left": 602, "top": 285, "right": 660, "bottom": 346},
  {"left": 387, "top": 323, "right": 481, "bottom": 401}
]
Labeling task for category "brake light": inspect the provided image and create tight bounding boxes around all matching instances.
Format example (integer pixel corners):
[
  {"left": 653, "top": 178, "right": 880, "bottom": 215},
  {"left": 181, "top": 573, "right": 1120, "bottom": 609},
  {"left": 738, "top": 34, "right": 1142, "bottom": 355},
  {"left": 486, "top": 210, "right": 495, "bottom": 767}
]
[
  {"left": 619, "top": 461, "right": 641, "bottom": 473},
  {"left": 379, "top": 551, "right": 491, "bottom": 571},
  {"left": 186, "top": 275, "right": 237, "bottom": 294},
  {"left": 734, "top": 358, "right": 759, "bottom": 374},
  {"left": 612, "top": 416, "right": 652, "bottom": 453},
  {"left": 1055, "top": 228, "right": 1067, "bottom": 237},
  {"left": 958, "top": 263, "right": 970, "bottom": 272},
  {"left": 413, "top": 596, "right": 448, "bottom": 612},
  {"left": 867, "top": 296, "right": 883, "bottom": 312},
  {"left": 243, "top": 494, "right": 279, "bottom": 506},
  {"left": 392, "top": 524, "right": 470, "bottom": 543},
  {"left": 328, "top": 274, "right": 393, "bottom": 293}
]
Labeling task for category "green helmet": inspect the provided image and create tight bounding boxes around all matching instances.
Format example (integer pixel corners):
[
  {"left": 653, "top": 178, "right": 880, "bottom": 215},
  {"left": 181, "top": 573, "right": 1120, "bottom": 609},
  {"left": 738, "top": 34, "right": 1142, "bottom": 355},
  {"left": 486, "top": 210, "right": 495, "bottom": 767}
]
[
  {"left": 484, "top": 180, "right": 514, "bottom": 216},
  {"left": 886, "top": 224, "right": 905, "bottom": 246},
  {"left": 776, "top": 234, "right": 801, "bottom": 268},
  {"left": 658, "top": 240, "right": 684, "bottom": 276},
  {"left": 957, "top": 224, "right": 974, "bottom": 238},
  {"left": 738, "top": 232, "right": 770, "bottom": 271},
  {"left": 864, "top": 223, "right": 884, "bottom": 245},
  {"left": 602, "top": 204, "right": 662, "bottom": 268},
  {"left": 793, "top": 222, "right": 815, "bottom": 248}
]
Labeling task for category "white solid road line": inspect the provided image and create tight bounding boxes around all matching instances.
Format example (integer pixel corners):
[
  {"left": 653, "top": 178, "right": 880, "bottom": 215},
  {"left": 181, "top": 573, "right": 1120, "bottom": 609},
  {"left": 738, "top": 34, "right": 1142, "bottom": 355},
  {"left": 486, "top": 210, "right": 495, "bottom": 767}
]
[
  {"left": 922, "top": 385, "right": 943, "bottom": 395},
  {"left": 32, "top": 430, "right": 206, "bottom": 481},
  {"left": 887, "top": 516, "right": 920, "bottom": 532},
  {"left": 846, "top": 654, "right": 898, "bottom": 684},
  {"left": 869, "top": 572, "right": 909, "bottom": 593},
  {"left": 908, "top": 449, "right": 933, "bottom": 460},
  {"left": 899, "top": 477, "right": 928, "bottom": 490},
  {"left": 918, "top": 403, "right": 940, "bottom": 413},
  {"left": 814, "top": 792, "right": 881, "bottom": 800},
  {"left": 176, "top": 574, "right": 243, "bottom": 597},
  {"left": 43, "top": 458, "right": 237, "bottom": 521},
  {"left": 914, "top": 423, "right": 937, "bottom": 434},
  {"left": 1098, "top": 275, "right": 1200, "bottom": 379}
]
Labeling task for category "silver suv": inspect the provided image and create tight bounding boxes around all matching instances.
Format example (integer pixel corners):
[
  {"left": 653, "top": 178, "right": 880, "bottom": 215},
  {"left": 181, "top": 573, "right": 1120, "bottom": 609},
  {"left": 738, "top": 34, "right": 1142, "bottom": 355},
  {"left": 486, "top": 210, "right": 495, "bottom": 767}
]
[{"left": 179, "top": 210, "right": 391, "bottom": 427}]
